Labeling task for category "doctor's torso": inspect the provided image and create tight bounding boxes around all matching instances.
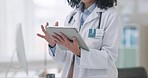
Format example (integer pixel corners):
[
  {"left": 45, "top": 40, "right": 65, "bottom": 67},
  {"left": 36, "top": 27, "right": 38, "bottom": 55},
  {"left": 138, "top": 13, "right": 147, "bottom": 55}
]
[{"left": 64, "top": 6, "right": 118, "bottom": 50}]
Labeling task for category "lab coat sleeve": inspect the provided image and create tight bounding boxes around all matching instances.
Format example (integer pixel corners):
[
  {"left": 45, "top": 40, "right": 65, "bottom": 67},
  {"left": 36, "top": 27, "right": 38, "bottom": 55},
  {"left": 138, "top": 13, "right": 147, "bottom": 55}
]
[
  {"left": 48, "top": 45, "right": 68, "bottom": 64},
  {"left": 79, "top": 10, "right": 122, "bottom": 69}
]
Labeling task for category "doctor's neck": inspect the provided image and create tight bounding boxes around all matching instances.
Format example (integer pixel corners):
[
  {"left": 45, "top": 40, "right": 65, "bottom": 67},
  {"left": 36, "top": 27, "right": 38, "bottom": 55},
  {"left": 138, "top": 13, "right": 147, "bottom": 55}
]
[{"left": 82, "top": 0, "right": 96, "bottom": 9}]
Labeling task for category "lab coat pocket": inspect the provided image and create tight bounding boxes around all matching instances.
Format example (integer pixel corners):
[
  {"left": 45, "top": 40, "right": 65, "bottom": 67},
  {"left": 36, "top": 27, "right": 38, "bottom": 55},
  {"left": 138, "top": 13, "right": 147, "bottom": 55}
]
[
  {"left": 87, "top": 29, "right": 104, "bottom": 49},
  {"left": 95, "top": 29, "right": 104, "bottom": 39}
]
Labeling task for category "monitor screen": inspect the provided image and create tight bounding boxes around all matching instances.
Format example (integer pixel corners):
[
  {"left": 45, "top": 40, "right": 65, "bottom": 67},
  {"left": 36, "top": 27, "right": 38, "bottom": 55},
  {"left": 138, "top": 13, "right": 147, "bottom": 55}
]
[{"left": 16, "top": 24, "right": 28, "bottom": 75}]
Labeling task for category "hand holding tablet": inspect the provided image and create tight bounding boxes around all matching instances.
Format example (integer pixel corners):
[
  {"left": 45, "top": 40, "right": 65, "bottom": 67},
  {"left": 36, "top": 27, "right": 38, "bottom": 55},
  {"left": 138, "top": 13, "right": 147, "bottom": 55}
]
[{"left": 46, "top": 26, "right": 89, "bottom": 51}]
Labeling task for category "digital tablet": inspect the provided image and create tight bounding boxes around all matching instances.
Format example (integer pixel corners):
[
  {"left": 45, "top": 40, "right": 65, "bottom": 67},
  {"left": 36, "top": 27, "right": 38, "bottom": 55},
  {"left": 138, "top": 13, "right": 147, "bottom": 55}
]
[{"left": 46, "top": 26, "right": 89, "bottom": 51}]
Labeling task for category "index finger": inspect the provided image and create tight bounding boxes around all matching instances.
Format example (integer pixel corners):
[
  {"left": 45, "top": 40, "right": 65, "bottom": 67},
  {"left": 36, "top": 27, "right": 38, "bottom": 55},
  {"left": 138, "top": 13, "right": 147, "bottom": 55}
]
[{"left": 41, "top": 25, "right": 47, "bottom": 34}]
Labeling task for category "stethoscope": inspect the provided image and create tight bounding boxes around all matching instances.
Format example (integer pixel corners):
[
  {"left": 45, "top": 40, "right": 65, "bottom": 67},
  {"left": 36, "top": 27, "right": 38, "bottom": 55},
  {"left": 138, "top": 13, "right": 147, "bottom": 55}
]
[
  {"left": 68, "top": 12, "right": 103, "bottom": 29},
  {"left": 68, "top": 12, "right": 77, "bottom": 24}
]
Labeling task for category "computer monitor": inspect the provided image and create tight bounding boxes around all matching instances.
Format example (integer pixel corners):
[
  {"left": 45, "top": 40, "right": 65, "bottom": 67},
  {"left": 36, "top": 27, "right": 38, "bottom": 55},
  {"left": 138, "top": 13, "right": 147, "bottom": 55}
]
[{"left": 16, "top": 23, "right": 28, "bottom": 75}]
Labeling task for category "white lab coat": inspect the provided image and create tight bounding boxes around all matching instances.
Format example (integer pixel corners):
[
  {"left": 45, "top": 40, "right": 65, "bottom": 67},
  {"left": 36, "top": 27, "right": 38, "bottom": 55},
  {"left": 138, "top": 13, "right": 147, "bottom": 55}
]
[{"left": 48, "top": 6, "right": 122, "bottom": 78}]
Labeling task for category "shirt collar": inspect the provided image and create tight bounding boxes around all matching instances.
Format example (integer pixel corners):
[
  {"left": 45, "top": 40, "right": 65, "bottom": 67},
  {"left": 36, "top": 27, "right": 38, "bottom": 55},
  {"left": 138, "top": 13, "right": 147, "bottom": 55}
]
[{"left": 79, "top": 2, "right": 96, "bottom": 13}]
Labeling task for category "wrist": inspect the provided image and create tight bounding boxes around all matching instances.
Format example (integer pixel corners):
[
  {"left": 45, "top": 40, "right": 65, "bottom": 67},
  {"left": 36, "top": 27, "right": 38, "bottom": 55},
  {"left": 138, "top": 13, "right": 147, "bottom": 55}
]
[
  {"left": 48, "top": 40, "right": 56, "bottom": 47},
  {"left": 48, "top": 42, "right": 56, "bottom": 48}
]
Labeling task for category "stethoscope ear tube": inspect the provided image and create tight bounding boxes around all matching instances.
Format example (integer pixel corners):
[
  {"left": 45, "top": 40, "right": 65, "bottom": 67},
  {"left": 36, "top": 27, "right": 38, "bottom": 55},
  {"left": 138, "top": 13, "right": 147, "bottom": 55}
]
[
  {"left": 68, "top": 16, "right": 73, "bottom": 24},
  {"left": 97, "top": 12, "right": 102, "bottom": 29},
  {"left": 68, "top": 12, "right": 77, "bottom": 24}
]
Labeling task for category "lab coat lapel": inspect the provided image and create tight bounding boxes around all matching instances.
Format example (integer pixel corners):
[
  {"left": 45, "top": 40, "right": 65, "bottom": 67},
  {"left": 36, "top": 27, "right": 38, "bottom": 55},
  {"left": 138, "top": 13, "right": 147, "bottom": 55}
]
[
  {"left": 72, "top": 10, "right": 81, "bottom": 31},
  {"left": 71, "top": 7, "right": 105, "bottom": 31},
  {"left": 84, "top": 7, "right": 105, "bottom": 25}
]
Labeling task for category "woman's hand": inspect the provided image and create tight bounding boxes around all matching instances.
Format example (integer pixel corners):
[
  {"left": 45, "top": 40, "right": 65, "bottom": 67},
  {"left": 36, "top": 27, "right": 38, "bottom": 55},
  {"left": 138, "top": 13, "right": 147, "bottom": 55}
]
[
  {"left": 37, "top": 22, "right": 58, "bottom": 47},
  {"left": 52, "top": 32, "right": 80, "bottom": 56}
]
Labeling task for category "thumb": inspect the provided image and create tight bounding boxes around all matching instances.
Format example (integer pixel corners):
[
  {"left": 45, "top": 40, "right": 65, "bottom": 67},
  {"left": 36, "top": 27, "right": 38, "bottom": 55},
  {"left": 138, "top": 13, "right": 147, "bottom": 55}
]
[
  {"left": 54, "top": 21, "right": 59, "bottom": 26},
  {"left": 73, "top": 38, "right": 79, "bottom": 46}
]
